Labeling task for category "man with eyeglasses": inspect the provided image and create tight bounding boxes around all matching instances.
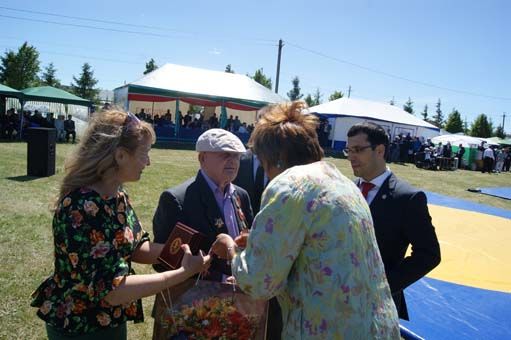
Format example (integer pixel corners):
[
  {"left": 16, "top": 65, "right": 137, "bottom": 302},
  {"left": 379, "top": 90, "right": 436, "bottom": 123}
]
[{"left": 346, "top": 122, "right": 441, "bottom": 320}]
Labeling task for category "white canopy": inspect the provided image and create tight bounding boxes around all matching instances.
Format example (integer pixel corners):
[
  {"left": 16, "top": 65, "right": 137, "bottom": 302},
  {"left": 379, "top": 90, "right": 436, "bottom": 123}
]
[
  {"left": 309, "top": 97, "right": 438, "bottom": 129},
  {"left": 432, "top": 134, "right": 498, "bottom": 148},
  {"left": 123, "top": 63, "right": 284, "bottom": 107}
]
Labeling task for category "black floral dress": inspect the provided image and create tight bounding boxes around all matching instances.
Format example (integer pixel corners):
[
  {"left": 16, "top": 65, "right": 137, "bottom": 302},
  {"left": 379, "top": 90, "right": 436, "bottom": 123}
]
[{"left": 31, "top": 187, "right": 150, "bottom": 334}]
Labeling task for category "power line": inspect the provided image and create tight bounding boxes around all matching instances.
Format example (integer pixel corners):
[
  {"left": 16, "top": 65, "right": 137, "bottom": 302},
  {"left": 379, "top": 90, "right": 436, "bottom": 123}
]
[
  {"left": 0, "top": 7, "right": 275, "bottom": 45},
  {"left": 286, "top": 41, "right": 511, "bottom": 101}
]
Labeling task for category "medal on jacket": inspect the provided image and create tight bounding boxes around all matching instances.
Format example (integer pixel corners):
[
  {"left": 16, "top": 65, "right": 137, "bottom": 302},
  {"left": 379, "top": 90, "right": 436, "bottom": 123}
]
[
  {"left": 233, "top": 194, "right": 249, "bottom": 232},
  {"left": 214, "top": 218, "right": 224, "bottom": 229}
]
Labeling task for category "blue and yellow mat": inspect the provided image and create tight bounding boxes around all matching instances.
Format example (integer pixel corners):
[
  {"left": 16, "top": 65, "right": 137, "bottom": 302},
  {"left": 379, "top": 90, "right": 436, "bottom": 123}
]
[
  {"left": 400, "top": 192, "right": 511, "bottom": 339},
  {"left": 479, "top": 187, "right": 511, "bottom": 200}
]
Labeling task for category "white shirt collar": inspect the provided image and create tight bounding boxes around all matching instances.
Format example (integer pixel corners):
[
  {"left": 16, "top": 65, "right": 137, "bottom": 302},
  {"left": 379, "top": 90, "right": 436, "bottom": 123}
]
[{"left": 358, "top": 168, "right": 392, "bottom": 189}]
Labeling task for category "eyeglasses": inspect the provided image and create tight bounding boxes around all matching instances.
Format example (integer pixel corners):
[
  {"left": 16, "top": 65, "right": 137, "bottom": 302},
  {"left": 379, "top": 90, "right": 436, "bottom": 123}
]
[{"left": 343, "top": 145, "right": 374, "bottom": 155}]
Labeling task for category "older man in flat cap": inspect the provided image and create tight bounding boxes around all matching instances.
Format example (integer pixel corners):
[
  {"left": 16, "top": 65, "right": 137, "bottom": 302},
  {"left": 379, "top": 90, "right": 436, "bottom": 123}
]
[{"left": 151, "top": 129, "right": 254, "bottom": 339}]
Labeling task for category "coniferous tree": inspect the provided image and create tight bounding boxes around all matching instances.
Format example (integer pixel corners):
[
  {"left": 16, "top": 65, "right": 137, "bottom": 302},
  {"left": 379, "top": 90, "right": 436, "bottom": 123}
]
[
  {"left": 421, "top": 104, "right": 428, "bottom": 120},
  {"left": 494, "top": 125, "right": 506, "bottom": 138},
  {"left": 251, "top": 68, "right": 272, "bottom": 89},
  {"left": 0, "top": 42, "right": 40, "bottom": 89},
  {"left": 328, "top": 90, "right": 344, "bottom": 101},
  {"left": 71, "top": 63, "right": 99, "bottom": 102},
  {"left": 403, "top": 97, "right": 414, "bottom": 114},
  {"left": 444, "top": 109, "right": 464, "bottom": 133},
  {"left": 41, "top": 63, "right": 61, "bottom": 87},
  {"left": 143, "top": 58, "right": 158, "bottom": 75},
  {"left": 225, "top": 64, "right": 234, "bottom": 73},
  {"left": 470, "top": 114, "right": 493, "bottom": 137},
  {"left": 389, "top": 97, "right": 395, "bottom": 106},
  {"left": 432, "top": 99, "right": 444, "bottom": 128},
  {"left": 287, "top": 76, "right": 303, "bottom": 100}
]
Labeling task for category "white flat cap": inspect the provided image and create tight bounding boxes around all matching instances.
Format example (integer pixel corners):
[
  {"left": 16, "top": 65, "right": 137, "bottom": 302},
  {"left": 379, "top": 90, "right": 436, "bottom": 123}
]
[{"left": 196, "top": 128, "right": 246, "bottom": 153}]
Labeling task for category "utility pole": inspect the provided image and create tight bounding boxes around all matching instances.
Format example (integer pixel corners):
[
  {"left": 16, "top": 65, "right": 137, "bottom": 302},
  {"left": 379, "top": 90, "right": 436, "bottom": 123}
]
[
  {"left": 502, "top": 112, "right": 506, "bottom": 131},
  {"left": 275, "top": 39, "right": 283, "bottom": 94},
  {"left": 347, "top": 85, "right": 352, "bottom": 98}
]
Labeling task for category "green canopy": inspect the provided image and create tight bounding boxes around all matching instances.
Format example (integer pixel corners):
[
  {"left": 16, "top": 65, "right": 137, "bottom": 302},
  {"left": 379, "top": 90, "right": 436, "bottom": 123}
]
[
  {"left": 21, "top": 86, "right": 91, "bottom": 106},
  {"left": 0, "top": 83, "right": 23, "bottom": 98}
]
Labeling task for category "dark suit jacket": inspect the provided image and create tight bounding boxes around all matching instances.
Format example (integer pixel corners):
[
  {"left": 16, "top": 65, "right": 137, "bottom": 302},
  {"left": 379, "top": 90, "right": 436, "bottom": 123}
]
[
  {"left": 233, "top": 150, "right": 265, "bottom": 214},
  {"left": 365, "top": 173, "right": 441, "bottom": 320},
  {"left": 153, "top": 170, "right": 254, "bottom": 280}
]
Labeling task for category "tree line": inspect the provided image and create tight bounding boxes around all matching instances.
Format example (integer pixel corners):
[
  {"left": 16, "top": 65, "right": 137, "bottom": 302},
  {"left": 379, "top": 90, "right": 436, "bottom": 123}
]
[
  {"left": 1, "top": 42, "right": 504, "bottom": 138},
  {"left": 0, "top": 42, "right": 100, "bottom": 104}
]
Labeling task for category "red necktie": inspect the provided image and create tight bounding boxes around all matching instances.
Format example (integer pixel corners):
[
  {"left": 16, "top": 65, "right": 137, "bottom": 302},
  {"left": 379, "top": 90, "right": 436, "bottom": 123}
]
[{"left": 361, "top": 182, "right": 375, "bottom": 199}]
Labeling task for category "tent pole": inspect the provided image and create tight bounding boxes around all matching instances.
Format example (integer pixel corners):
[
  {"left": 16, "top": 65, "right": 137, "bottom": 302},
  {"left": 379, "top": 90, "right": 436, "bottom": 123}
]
[
  {"left": 19, "top": 100, "right": 25, "bottom": 140},
  {"left": 330, "top": 118, "right": 336, "bottom": 149},
  {"left": 220, "top": 101, "right": 227, "bottom": 129},
  {"left": 175, "top": 99, "right": 180, "bottom": 139}
]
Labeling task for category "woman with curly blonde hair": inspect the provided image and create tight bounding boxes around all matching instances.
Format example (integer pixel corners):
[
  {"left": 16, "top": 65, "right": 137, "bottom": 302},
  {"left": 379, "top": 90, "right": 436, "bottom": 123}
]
[
  {"left": 32, "top": 109, "right": 210, "bottom": 340},
  {"left": 212, "top": 101, "right": 399, "bottom": 338}
]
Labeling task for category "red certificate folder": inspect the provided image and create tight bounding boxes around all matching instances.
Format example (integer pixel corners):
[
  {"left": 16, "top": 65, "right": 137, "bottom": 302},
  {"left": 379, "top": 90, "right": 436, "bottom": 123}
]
[{"left": 158, "top": 222, "right": 207, "bottom": 270}]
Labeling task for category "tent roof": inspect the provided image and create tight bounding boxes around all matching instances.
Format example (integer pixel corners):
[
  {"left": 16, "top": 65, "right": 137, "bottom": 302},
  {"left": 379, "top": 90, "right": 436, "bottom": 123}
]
[
  {"left": 309, "top": 97, "right": 439, "bottom": 130},
  {"left": 0, "top": 83, "right": 22, "bottom": 98},
  {"left": 119, "top": 63, "right": 285, "bottom": 109},
  {"left": 486, "top": 136, "right": 511, "bottom": 145},
  {"left": 431, "top": 134, "right": 486, "bottom": 147},
  {"left": 21, "top": 86, "right": 91, "bottom": 106}
]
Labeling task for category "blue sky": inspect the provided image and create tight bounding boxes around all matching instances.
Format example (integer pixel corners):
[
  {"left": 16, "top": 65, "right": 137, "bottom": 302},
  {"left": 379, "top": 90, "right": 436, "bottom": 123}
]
[{"left": 0, "top": 0, "right": 509, "bottom": 132}]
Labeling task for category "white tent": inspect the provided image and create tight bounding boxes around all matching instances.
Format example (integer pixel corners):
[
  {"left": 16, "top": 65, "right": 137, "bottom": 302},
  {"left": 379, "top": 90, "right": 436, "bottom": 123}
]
[
  {"left": 309, "top": 98, "right": 440, "bottom": 149},
  {"left": 114, "top": 63, "right": 284, "bottom": 130},
  {"left": 431, "top": 134, "right": 486, "bottom": 148}
]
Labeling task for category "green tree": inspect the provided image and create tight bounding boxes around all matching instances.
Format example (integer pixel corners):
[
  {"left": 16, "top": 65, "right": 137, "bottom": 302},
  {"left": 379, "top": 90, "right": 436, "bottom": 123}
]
[
  {"left": 494, "top": 125, "right": 506, "bottom": 138},
  {"left": 143, "top": 58, "right": 158, "bottom": 75},
  {"left": 470, "top": 114, "right": 493, "bottom": 137},
  {"left": 432, "top": 98, "right": 444, "bottom": 128},
  {"left": 421, "top": 104, "right": 428, "bottom": 120},
  {"left": 389, "top": 97, "right": 395, "bottom": 106},
  {"left": 40, "top": 62, "right": 61, "bottom": 87},
  {"left": 444, "top": 109, "right": 464, "bottom": 133},
  {"left": 304, "top": 89, "right": 322, "bottom": 107},
  {"left": 287, "top": 76, "right": 303, "bottom": 100},
  {"left": 463, "top": 117, "right": 469, "bottom": 134},
  {"left": 71, "top": 63, "right": 99, "bottom": 102},
  {"left": 403, "top": 97, "right": 414, "bottom": 114},
  {"left": 0, "top": 42, "right": 40, "bottom": 89},
  {"left": 251, "top": 68, "right": 272, "bottom": 90},
  {"left": 225, "top": 64, "right": 234, "bottom": 73},
  {"left": 328, "top": 90, "right": 344, "bottom": 101}
]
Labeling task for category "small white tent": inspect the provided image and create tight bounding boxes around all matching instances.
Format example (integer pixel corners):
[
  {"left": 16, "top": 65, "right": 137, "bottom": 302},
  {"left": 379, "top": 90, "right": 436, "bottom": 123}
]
[{"left": 309, "top": 98, "right": 440, "bottom": 149}]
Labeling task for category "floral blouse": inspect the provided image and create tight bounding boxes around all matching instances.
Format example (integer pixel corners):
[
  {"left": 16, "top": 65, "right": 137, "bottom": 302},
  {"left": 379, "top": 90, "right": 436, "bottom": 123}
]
[
  {"left": 232, "top": 161, "right": 400, "bottom": 339},
  {"left": 31, "top": 187, "right": 150, "bottom": 334}
]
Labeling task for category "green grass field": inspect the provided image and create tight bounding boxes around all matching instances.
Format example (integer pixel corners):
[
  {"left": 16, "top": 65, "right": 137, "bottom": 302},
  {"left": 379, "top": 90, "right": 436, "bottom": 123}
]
[{"left": 1, "top": 141, "right": 509, "bottom": 339}]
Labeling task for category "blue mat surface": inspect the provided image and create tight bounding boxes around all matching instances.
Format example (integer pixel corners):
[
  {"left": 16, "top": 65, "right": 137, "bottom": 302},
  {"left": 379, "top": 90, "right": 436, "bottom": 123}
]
[
  {"left": 401, "top": 278, "right": 511, "bottom": 340},
  {"left": 425, "top": 191, "right": 511, "bottom": 219},
  {"left": 479, "top": 187, "right": 511, "bottom": 200}
]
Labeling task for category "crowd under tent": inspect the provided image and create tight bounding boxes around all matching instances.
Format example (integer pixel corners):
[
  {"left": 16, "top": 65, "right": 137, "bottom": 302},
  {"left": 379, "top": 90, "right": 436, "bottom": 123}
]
[
  {"left": 308, "top": 98, "right": 440, "bottom": 150},
  {"left": 19, "top": 86, "right": 91, "bottom": 137},
  {"left": 0, "top": 83, "right": 23, "bottom": 114},
  {"left": 113, "top": 63, "right": 285, "bottom": 141}
]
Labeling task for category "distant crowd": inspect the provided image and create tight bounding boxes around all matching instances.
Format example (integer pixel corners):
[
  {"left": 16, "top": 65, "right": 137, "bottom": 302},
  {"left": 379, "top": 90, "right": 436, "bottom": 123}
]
[
  {"left": 0, "top": 108, "right": 76, "bottom": 142},
  {"left": 134, "top": 109, "right": 255, "bottom": 134}
]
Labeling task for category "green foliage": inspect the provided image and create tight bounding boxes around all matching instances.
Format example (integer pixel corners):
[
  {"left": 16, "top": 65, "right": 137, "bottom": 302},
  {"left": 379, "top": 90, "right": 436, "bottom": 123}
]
[
  {"left": 328, "top": 90, "right": 344, "bottom": 101},
  {"left": 251, "top": 68, "right": 272, "bottom": 90},
  {"left": 470, "top": 114, "right": 493, "bottom": 138},
  {"left": 304, "top": 88, "right": 322, "bottom": 107},
  {"left": 403, "top": 97, "right": 414, "bottom": 115},
  {"left": 432, "top": 98, "right": 444, "bottom": 128},
  {"left": 0, "top": 42, "right": 40, "bottom": 89},
  {"left": 494, "top": 125, "right": 506, "bottom": 138},
  {"left": 40, "top": 63, "right": 61, "bottom": 88},
  {"left": 421, "top": 104, "right": 428, "bottom": 120},
  {"left": 71, "top": 63, "right": 99, "bottom": 102},
  {"left": 287, "top": 76, "right": 303, "bottom": 101},
  {"left": 225, "top": 64, "right": 234, "bottom": 73},
  {"left": 444, "top": 109, "right": 464, "bottom": 133},
  {"left": 143, "top": 58, "right": 158, "bottom": 75}
]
